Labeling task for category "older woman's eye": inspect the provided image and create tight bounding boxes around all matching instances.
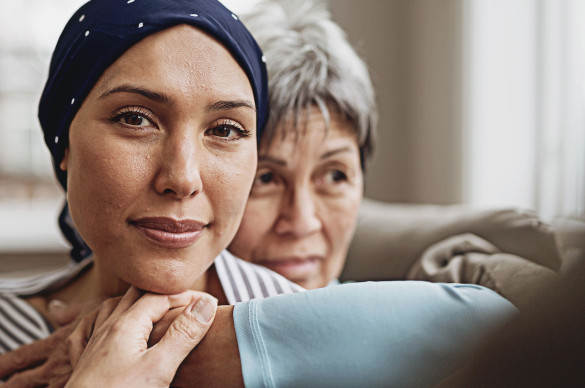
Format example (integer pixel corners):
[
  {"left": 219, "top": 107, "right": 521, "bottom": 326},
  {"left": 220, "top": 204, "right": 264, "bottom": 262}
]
[
  {"left": 258, "top": 172, "right": 274, "bottom": 184},
  {"left": 251, "top": 170, "right": 280, "bottom": 196},
  {"left": 329, "top": 170, "right": 348, "bottom": 183},
  {"left": 253, "top": 171, "right": 274, "bottom": 186}
]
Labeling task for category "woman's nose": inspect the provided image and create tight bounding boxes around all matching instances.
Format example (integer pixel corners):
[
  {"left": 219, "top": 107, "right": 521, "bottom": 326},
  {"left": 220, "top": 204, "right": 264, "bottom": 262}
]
[
  {"left": 274, "top": 186, "right": 322, "bottom": 237},
  {"left": 153, "top": 134, "right": 202, "bottom": 199}
]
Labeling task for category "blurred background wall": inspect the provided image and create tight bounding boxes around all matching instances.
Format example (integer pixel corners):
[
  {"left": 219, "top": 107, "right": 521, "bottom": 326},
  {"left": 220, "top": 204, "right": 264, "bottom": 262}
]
[
  {"left": 331, "top": 0, "right": 464, "bottom": 205},
  {"left": 330, "top": 0, "right": 584, "bottom": 218}
]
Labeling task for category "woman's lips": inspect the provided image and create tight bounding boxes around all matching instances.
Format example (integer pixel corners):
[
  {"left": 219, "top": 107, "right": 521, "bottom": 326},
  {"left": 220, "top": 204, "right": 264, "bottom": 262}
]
[
  {"left": 130, "top": 217, "right": 205, "bottom": 249},
  {"left": 255, "top": 257, "right": 321, "bottom": 281}
]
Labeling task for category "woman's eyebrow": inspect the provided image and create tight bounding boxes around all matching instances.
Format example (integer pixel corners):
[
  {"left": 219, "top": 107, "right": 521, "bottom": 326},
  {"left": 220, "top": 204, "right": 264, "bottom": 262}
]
[
  {"left": 207, "top": 100, "right": 256, "bottom": 112},
  {"left": 98, "top": 85, "right": 173, "bottom": 104},
  {"left": 258, "top": 155, "right": 286, "bottom": 166},
  {"left": 321, "top": 146, "right": 352, "bottom": 160}
]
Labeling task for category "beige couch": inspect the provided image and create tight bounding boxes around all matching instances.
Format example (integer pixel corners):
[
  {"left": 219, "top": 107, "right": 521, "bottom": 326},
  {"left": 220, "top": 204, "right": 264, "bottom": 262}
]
[{"left": 342, "top": 199, "right": 585, "bottom": 310}]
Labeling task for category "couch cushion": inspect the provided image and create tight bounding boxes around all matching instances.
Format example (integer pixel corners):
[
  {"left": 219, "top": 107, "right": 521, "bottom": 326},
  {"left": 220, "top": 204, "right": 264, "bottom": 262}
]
[{"left": 341, "top": 199, "right": 563, "bottom": 282}]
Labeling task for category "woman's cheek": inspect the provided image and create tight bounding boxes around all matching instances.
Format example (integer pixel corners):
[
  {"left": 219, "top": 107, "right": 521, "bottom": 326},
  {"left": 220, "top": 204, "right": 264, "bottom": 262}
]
[
  {"left": 204, "top": 149, "right": 256, "bottom": 232},
  {"left": 330, "top": 191, "right": 362, "bottom": 243},
  {"left": 226, "top": 186, "right": 271, "bottom": 259}
]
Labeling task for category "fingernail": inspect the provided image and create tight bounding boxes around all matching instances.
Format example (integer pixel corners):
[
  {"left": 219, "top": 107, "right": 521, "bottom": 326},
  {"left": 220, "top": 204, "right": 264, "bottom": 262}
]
[
  {"left": 191, "top": 297, "right": 217, "bottom": 323},
  {"left": 47, "top": 299, "right": 68, "bottom": 313}
]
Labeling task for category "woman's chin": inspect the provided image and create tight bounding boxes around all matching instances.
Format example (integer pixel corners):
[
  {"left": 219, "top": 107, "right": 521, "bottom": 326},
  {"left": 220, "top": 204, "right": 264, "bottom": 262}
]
[
  {"left": 129, "top": 274, "right": 203, "bottom": 295},
  {"left": 138, "top": 283, "right": 190, "bottom": 295},
  {"left": 115, "top": 256, "right": 210, "bottom": 295}
]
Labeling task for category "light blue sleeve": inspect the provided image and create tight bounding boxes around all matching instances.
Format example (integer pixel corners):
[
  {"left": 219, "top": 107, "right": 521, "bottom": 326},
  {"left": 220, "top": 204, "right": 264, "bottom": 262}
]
[{"left": 233, "top": 281, "right": 517, "bottom": 388}]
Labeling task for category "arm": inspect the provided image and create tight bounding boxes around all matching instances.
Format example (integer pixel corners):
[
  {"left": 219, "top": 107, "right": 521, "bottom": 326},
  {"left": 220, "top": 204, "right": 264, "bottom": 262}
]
[
  {"left": 171, "top": 306, "right": 244, "bottom": 388},
  {"left": 2, "top": 281, "right": 516, "bottom": 388},
  {"left": 233, "top": 282, "right": 517, "bottom": 388}
]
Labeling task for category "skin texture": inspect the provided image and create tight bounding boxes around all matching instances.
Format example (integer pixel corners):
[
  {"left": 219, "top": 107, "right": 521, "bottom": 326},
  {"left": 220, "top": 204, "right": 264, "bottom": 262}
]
[
  {"left": 65, "top": 288, "right": 218, "bottom": 388},
  {"left": 60, "top": 24, "right": 258, "bottom": 297},
  {"left": 150, "top": 305, "right": 244, "bottom": 388},
  {"left": 229, "top": 108, "right": 363, "bottom": 289},
  {"left": 0, "top": 299, "right": 244, "bottom": 388}
]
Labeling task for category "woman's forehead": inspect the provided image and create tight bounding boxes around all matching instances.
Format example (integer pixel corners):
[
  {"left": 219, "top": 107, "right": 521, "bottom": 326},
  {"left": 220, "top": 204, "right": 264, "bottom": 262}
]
[
  {"left": 92, "top": 25, "right": 254, "bottom": 103},
  {"left": 260, "top": 121, "right": 359, "bottom": 165},
  {"left": 262, "top": 108, "right": 356, "bottom": 151}
]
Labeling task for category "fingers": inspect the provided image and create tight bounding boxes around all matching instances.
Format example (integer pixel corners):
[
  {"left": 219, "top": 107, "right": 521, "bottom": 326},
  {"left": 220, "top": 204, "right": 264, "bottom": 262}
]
[
  {"left": 48, "top": 373, "right": 71, "bottom": 388},
  {"left": 148, "top": 295, "right": 218, "bottom": 374},
  {"left": 109, "top": 286, "right": 143, "bottom": 317},
  {"left": 126, "top": 290, "right": 211, "bottom": 325},
  {"left": 69, "top": 289, "right": 204, "bottom": 367},
  {"left": 0, "top": 325, "right": 68, "bottom": 379},
  {"left": 48, "top": 298, "right": 102, "bottom": 326},
  {"left": 93, "top": 296, "right": 122, "bottom": 331},
  {"left": 3, "top": 362, "right": 53, "bottom": 388},
  {"left": 68, "top": 308, "right": 99, "bottom": 368},
  {"left": 0, "top": 341, "right": 47, "bottom": 379},
  {"left": 148, "top": 307, "right": 182, "bottom": 346}
]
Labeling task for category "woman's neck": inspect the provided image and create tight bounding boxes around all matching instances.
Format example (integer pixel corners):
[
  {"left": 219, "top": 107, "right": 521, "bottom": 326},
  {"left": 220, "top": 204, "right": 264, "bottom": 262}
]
[{"left": 26, "top": 256, "right": 220, "bottom": 329}]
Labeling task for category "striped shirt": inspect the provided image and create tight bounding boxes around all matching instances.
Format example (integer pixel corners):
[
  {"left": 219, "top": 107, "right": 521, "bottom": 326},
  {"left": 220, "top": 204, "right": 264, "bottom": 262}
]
[{"left": 0, "top": 249, "right": 303, "bottom": 354}]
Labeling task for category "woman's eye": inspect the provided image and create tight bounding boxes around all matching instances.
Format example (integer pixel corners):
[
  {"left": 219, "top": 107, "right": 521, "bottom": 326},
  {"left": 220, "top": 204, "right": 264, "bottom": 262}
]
[
  {"left": 328, "top": 170, "right": 348, "bottom": 183},
  {"left": 123, "top": 113, "right": 148, "bottom": 126},
  {"left": 210, "top": 125, "right": 235, "bottom": 138},
  {"left": 207, "top": 121, "right": 250, "bottom": 141},
  {"left": 111, "top": 108, "right": 156, "bottom": 129},
  {"left": 258, "top": 172, "right": 274, "bottom": 184},
  {"left": 251, "top": 170, "right": 280, "bottom": 196}
]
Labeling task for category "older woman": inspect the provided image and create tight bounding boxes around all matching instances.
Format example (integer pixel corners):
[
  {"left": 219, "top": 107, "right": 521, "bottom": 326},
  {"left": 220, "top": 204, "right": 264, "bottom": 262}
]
[
  {"left": 0, "top": 1, "right": 517, "bottom": 387},
  {"left": 229, "top": 0, "right": 375, "bottom": 289}
]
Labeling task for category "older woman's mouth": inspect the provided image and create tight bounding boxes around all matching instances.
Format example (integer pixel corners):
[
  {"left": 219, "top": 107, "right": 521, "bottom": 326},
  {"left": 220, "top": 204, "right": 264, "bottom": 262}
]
[
  {"left": 129, "top": 217, "right": 206, "bottom": 249},
  {"left": 255, "top": 256, "right": 322, "bottom": 280}
]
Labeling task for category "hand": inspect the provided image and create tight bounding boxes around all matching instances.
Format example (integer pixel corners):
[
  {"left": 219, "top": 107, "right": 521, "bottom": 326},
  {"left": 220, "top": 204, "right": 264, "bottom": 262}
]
[
  {"left": 47, "top": 299, "right": 99, "bottom": 327},
  {"left": 0, "top": 300, "right": 100, "bottom": 388},
  {"left": 0, "top": 325, "right": 74, "bottom": 388},
  {"left": 65, "top": 287, "right": 218, "bottom": 388}
]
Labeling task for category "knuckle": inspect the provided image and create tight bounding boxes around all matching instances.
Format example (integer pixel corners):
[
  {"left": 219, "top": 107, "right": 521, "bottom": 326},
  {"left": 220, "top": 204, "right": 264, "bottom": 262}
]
[
  {"left": 5, "top": 371, "right": 23, "bottom": 385},
  {"left": 171, "top": 317, "right": 201, "bottom": 341},
  {"left": 10, "top": 350, "right": 30, "bottom": 370},
  {"left": 65, "top": 335, "right": 78, "bottom": 354},
  {"left": 108, "top": 319, "right": 126, "bottom": 334},
  {"left": 103, "top": 298, "right": 118, "bottom": 310},
  {"left": 6, "top": 370, "right": 36, "bottom": 386}
]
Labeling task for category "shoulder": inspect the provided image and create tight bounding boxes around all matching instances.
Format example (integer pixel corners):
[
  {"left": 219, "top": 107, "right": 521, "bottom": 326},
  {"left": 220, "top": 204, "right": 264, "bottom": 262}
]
[
  {"left": 0, "top": 294, "right": 52, "bottom": 354},
  {"left": 215, "top": 250, "right": 304, "bottom": 304}
]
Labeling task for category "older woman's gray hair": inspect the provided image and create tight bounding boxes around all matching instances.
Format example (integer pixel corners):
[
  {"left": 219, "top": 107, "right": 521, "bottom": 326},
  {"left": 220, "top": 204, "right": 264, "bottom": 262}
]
[{"left": 242, "top": 0, "right": 377, "bottom": 169}]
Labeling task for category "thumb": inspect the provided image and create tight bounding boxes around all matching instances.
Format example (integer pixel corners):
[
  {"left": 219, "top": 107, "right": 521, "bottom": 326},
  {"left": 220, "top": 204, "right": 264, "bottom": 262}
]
[
  {"left": 48, "top": 299, "right": 76, "bottom": 326},
  {"left": 149, "top": 296, "right": 218, "bottom": 372}
]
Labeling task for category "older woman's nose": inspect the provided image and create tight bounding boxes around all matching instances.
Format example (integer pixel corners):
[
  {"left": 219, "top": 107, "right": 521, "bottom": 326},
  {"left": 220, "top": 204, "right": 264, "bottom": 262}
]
[
  {"left": 154, "top": 136, "right": 202, "bottom": 198},
  {"left": 274, "top": 186, "right": 322, "bottom": 237}
]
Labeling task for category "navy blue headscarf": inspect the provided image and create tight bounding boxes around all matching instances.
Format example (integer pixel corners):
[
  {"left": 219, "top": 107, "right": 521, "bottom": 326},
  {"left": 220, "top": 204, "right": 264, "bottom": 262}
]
[{"left": 39, "top": 0, "right": 268, "bottom": 262}]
